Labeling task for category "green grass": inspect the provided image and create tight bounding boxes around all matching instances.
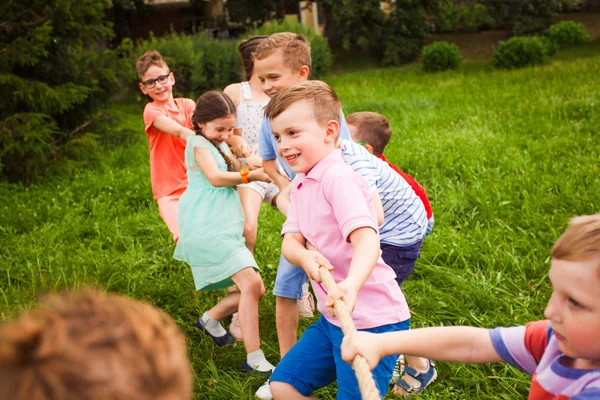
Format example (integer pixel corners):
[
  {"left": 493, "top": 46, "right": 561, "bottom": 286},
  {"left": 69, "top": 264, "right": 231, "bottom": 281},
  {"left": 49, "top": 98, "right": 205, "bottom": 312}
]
[{"left": 1, "top": 45, "right": 599, "bottom": 399}]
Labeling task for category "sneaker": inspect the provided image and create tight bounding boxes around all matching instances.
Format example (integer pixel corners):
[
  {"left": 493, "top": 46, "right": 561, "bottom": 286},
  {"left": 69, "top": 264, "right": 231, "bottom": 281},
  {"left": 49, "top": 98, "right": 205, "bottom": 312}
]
[
  {"left": 255, "top": 379, "right": 272, "bottom": 400},
  {"left": 241, "top": 361, "right": 274, "bottom": 374},
  {"left": 297, "top": 289, "right": 315, "bottom": 318},
  {"left": 194, "top": 318, "right": 236, "bottom": 347},
  {"left": 390, "top": 354, "right": 406, "bottom": 385},
  {"left": 229, "top": 313, "right": 243, "bottom": 342}
]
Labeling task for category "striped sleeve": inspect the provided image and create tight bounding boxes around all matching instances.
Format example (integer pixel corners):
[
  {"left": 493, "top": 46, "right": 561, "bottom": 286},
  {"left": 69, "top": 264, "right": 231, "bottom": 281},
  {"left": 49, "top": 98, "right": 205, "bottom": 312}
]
[{"left": 489, "top": 320, "right": 550, "bottom": 375}]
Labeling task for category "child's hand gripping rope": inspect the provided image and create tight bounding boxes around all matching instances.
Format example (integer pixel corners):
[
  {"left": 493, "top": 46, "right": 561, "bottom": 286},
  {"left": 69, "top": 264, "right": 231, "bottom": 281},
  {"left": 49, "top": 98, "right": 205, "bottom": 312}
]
[{"left": 317, "top": 265, "right": 382, "bottom": 400}]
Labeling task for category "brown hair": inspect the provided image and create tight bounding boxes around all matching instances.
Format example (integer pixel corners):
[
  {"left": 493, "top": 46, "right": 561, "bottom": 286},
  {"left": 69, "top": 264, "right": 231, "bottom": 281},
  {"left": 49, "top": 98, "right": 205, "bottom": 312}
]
[
  {"left": 0, "top": 288, "right": 192, "bottom": 400},
  {"left": 264, "top": 80, "right": 341, "bottom": 127},
  {"left": 192, "top": 91, "right": 237, "bottom": 171},
  {"left": 552, "top": 214, "right": 600, "bottom": 272},
  {"left": 238, "top": 35, "right": 268, "bottom": 81},
  {"left": 253, "top": 32, "right": 311, "bottom": 76},
  {"left": 346, "top": 112, "right": 392, "bottom": 156},
  {"left": 136, "top": 50, "right": 169, "bottom": 80}
]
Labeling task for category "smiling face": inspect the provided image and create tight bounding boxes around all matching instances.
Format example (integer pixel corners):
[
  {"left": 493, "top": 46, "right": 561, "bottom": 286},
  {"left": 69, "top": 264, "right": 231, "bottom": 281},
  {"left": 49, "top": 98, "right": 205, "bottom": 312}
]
[
  {"left": 139, "top": 65, "right": 175, "bottom": 104},
  {"left": 270, "top": 100, "right": 338, "bottom": 174},
  {"left": 544, "top": 257, "right": 600, "bottom": 369},
  {"left": 197, "top": 114, "right": 236, "bottom": 144},
  {"left": 254, "top": 50, "right": 309, "bottom": 98}
]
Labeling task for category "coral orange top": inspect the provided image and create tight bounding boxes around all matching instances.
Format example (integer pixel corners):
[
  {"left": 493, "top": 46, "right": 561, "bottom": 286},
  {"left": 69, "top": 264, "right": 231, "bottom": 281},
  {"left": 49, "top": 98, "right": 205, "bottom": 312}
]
[{"left": 143, "top": 98, "right": 195, "bottom": 199}]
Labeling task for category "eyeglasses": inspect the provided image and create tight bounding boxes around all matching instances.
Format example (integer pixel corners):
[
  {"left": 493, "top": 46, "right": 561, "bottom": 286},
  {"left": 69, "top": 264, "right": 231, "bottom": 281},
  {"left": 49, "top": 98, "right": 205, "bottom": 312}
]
[{"left": 141, "top": 73, "right": 170, "bottom": 89}]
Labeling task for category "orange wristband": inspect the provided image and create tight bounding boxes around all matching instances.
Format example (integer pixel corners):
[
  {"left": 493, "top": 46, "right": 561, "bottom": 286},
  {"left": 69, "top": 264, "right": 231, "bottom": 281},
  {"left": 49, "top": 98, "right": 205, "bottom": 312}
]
[{"left": 240, "top": 168, "right": 250, "bottom": 184}]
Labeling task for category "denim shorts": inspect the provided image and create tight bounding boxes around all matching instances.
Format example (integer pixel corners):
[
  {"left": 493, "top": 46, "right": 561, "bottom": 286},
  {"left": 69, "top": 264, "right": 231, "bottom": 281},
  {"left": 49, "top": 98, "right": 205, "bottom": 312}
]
[
  {"left": 381, "top": 239, "right": 423, "bottom": 286},
  {"left": 270, "top": 316, "right": 410, "bottom": 399},
  {"left": 272, "top": 254, "right": 306, "bottom": 300}
]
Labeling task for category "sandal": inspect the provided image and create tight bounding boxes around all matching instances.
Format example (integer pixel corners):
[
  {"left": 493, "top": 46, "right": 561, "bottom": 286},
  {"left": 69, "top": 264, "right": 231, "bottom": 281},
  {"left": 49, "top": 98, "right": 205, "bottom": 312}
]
[{"left": 393, "top": 359, "right": 437, "bottom": 396}]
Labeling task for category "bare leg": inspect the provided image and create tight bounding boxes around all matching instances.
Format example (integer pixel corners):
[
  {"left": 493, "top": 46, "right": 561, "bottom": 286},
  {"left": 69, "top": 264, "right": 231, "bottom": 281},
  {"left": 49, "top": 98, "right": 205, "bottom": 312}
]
[
  {"left": 206, "top": 291, "right": 240, "bottom": 320},
  {"left": 270, "top": 382, "right": 317, "bottom": 400},
  {"left": 276, "top": 296, "right": 299, "bottom": 358},
  {"left": 238, "top": 187, "right": 263, "bottom": 253},
  {"left": 231, "top": 267, "right": 265, "bottom": 353}
]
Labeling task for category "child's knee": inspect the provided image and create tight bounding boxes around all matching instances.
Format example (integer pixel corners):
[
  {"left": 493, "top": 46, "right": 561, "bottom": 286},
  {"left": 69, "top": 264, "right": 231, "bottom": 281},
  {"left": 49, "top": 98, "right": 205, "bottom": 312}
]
[
  {"left": 243, "top": 219, "right": 258, "bottom": 238},
  {"left": 269, "top": 381, "right": 297, "bottom": 399},
  {"left": 243, "top": 271, "right": 264, "bottom": 298}
]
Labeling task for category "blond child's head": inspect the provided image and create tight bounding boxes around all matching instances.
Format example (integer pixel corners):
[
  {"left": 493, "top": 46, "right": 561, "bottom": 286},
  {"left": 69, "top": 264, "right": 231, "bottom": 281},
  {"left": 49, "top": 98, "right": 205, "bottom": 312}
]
[
  {"left": 544, "top": 214, "right": 600, "bottom": 369},
  {"left": 346, "top": 112, "right": 392, "bottom": 156},
  {"left": 0, "top": 288, "right": 192, "bottom": 400},
  {"left": 136, "top": 50, "right": 175, "bottom": 103},
  {"left": 253, "top": 32, "right": 311, "bottom": 98},
  {"left": 265, "top": 80, "right": 341, "bottom": 174}
]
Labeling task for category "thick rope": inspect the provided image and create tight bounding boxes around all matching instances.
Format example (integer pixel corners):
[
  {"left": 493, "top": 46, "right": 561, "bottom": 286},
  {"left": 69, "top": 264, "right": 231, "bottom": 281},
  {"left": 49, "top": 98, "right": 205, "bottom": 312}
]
[{"left": 318, "top": 266, "right": 382, "bottom": 400}]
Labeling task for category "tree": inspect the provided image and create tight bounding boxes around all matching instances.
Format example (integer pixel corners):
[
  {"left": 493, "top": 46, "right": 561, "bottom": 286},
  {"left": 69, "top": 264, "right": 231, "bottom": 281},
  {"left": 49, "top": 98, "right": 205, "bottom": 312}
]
[{"left": 0, "top": 0, "right": 128, "bottom": 182}]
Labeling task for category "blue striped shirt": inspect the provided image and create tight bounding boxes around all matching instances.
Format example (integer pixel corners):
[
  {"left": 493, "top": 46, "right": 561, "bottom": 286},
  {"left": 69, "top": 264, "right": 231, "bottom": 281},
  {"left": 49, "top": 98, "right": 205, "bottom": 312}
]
[{"left": 340, "top": 140, "right": 428, "bottom": 246}]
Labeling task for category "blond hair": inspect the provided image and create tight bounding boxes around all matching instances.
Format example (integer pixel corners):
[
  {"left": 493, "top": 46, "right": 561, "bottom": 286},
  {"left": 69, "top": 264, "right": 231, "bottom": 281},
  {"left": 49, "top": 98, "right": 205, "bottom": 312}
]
[
  {"left": 0, "top": 288, "right": 192, "bottom": 400},
  {"left": 552, "top": 214, "right": 600, "bottom": 272},
  {"left": 253, "top": 32, "right": 311, "bottom": 76},
  {"left": 136, "top": 50, "right": 169, "bottom": 80},
  {"left": 264, "top": 80, "right": 341, "bottom": 127},
  {"left": 346, "top": 112, "right": 393, "bottom": 156}
]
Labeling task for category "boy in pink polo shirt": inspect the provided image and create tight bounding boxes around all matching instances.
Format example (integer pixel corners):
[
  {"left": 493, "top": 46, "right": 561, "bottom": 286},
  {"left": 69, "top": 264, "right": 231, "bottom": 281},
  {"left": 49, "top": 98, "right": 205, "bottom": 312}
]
[{"left": 265, "top": 81, "right": 411, "bottom": 399}]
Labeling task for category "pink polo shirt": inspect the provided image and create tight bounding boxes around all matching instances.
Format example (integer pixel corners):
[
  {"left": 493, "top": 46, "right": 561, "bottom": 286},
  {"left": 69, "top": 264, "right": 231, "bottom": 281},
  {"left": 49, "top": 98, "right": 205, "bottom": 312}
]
[{"left": 282, "top": 149, "right": 410, "bottom": 329}]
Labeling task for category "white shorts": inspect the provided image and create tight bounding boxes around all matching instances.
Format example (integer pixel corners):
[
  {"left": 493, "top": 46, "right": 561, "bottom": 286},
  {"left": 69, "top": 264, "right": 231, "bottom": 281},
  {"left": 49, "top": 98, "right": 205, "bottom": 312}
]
[{"left": 237, "top": 181, "right": 279, "bottom": 205}]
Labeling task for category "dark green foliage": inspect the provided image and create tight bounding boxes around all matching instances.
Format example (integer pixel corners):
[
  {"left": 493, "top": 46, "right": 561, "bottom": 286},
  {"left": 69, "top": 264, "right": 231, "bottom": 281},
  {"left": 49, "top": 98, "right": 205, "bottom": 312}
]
[
  {"left": 0, "top": 0, "right": 130, "bottom": 182},
  {"left": 427, "top": 0, "right": 496, "bottom": 33},
  {"left": 131, "top": 32, "right": 241, "bottom": 99},
  {"left": 422, "top": 41, "right": 463, "bottom": 72},
  {"left": 505, "top": 0, "right": 557, "bottom": 36},
  {"left": 246, "top": 20, "right": 333, "bottom": 79},
  {"left": 381, "top": 0, "right": 428, "bottom": 66},
  {"left": 548, "top": 21, "right": 591, "bottom": 49},
  {"left": 320, "top": 0, "right": 387, "bottom": 51},
  {"left": 492, "top": 36, "right": 558, "bottom": 69},
  {"left": 319, "top": 0, "right": 427, "bottom": 66}
]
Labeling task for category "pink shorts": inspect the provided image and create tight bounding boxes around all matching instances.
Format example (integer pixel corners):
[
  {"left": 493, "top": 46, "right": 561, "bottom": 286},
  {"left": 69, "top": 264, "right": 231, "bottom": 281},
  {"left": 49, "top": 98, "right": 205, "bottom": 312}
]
[{"left": 156, "top": 187, "right": 185, "bottom": 242}]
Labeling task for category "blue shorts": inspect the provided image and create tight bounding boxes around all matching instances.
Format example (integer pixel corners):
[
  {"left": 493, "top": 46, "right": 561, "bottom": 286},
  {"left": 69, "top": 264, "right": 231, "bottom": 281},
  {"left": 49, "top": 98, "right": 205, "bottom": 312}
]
[
  {"left": 270, "top": 316, "right": 410, "bottom": 399},
  {"left": 273, "top": 254, "right": 306, "bottom": 300},
  {"left": 381, "top": 240, "right": 423, "bottom": 287}
]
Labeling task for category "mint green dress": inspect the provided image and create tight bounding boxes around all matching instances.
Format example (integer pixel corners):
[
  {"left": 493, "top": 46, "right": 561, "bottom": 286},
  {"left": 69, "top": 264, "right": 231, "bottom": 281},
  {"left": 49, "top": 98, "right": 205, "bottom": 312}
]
[{"left": 174, "top": 135, "right": 258, "bottom": 291}]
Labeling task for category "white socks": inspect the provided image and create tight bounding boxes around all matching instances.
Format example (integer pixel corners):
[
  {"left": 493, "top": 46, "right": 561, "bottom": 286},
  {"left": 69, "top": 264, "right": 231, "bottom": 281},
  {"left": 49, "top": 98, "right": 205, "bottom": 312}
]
[
  {"left": 201, "top": 312, "right": 227, "bottom": 337},
  {"left": 247, "top": 349, "right": 276, "bottom": 373}
]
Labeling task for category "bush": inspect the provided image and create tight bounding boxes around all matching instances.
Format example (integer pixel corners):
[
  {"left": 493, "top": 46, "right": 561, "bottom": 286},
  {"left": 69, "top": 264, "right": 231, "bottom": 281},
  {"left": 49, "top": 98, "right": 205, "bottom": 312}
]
[
  {"left": 131, "top": 31, "right": 241, "bottom": 99},
  {"left": 428, "top": 0, "right": 496, "bottom": 33},
  {"left": 0, "top": 0, "right": 130, "bottom": 182},
  {"left": 548, "top": 21, "right": 590, "bottom": 49},
  {"left": 506, "top": 0, "right": 556, "bottom": 36},
  {"left": 245, "top": 20, "right": 333, "bottom": 79},
  {"left": 381, "top": 0, "right": 428, "bottom": 66},
  {"left": 492, "top": 36, "right": 557, "bottom": 69},
  {"left": 422, "top": 42, "right": 463, "bottom": 72}
]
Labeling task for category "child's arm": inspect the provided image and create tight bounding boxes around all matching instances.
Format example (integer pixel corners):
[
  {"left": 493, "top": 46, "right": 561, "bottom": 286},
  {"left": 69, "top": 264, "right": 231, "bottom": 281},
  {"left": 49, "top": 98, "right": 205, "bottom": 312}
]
[
  {"left": 227, "top": 135, "right": 251, "bottom": 158},
  {"left": 152, "top": 116, "right": 195, "bottom": 139},
  {"left": 371, "top": 190, "right": 384, "bottom": 226},
  {"left": 282, "top": 232, "right": 333, "bottom": 281},
  {"left": 342, "top": 327, "right": 502, "bottom": 370},
  {"left": 264, "top": 159, "right": 291, "bottom": 191},
  {"left": 325, "top": 227, "right": 380, "bottom": 315},
  {"left": 194, "top": 147, "right": 269, "bottom": 187},
  {"left": 275, "top": 181, "right": 292, "bottom": 216}
]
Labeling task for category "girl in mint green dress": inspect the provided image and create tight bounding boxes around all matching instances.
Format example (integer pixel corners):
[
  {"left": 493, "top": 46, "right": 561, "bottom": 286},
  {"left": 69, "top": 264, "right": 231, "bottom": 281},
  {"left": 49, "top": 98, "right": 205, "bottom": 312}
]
[{"left": 174, "top": 91, "right": 274, "bottom": 374}]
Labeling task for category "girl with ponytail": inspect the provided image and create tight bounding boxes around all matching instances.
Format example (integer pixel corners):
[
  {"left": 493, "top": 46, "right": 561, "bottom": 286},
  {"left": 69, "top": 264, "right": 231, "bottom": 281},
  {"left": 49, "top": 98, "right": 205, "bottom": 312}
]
[{"left": 174, "top": 90, "right": 275, "bottom": 374}]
